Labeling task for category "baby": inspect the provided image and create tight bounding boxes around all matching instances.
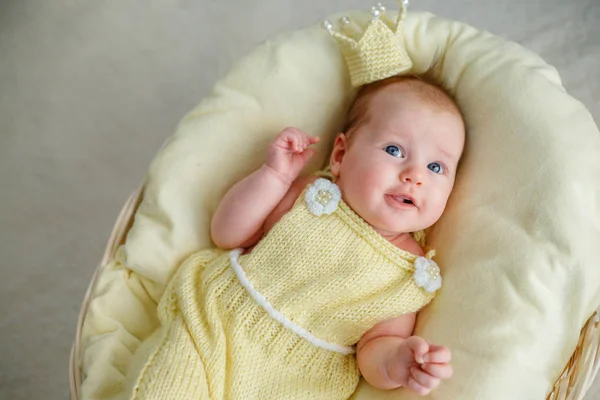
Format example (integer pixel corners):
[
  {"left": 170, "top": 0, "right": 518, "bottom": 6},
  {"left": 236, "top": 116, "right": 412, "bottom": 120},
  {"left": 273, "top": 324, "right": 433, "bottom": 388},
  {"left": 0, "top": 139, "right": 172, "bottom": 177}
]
[{"left": 124, "top": 75, "right": 465, "bottom": 400}]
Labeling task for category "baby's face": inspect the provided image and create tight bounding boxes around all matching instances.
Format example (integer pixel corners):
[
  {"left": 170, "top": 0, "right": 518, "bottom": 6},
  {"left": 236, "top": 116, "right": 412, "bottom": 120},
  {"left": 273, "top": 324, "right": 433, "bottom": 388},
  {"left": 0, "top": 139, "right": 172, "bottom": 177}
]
[{"left": 330, "top": 86, "right": 465, "bottom": 235}]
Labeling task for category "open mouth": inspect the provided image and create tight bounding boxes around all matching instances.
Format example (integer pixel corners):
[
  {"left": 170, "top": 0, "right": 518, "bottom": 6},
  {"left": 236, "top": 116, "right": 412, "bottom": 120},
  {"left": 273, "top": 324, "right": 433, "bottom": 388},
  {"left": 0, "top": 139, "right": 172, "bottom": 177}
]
[{"left": 387, "top": 194, "right": 417, "bottom": 208}]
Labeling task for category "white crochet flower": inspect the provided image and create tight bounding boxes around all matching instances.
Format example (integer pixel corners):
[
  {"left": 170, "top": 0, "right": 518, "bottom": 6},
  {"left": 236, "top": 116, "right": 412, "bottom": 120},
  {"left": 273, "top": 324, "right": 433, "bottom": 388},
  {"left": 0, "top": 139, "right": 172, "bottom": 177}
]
[
  {"left": 413, "top": 257, "right": 442, "bottom": 293},
  {"left": 305, "top": 178, "right": 341, "bottom": 216}
]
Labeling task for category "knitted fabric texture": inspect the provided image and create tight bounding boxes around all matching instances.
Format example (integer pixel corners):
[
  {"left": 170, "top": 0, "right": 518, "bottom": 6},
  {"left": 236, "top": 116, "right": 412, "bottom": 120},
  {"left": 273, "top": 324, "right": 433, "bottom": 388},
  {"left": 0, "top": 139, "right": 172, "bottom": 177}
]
[{"left": 123, "top": 185, "right": 435, "bottom": 400}]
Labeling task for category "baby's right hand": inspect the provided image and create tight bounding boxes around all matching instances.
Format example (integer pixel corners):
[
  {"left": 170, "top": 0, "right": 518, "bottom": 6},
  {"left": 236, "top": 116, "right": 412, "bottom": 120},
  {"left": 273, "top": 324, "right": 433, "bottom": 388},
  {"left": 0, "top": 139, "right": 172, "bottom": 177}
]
[{"left": 266, "top": 127, "right": 320, "bottom": 183}]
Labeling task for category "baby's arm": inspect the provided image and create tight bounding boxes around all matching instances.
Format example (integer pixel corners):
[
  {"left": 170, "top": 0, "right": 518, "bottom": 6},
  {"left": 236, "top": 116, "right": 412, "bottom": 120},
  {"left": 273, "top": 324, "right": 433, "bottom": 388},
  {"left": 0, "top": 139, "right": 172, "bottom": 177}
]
[
  {"left": 357, "top": 246, "right": 452, "bottom": 395},
  {"left": 211, "top": 127, "right": 319, "bottom": 249},
  {"left": 357, "top": 315, "right": 452, "bottom": 395}
]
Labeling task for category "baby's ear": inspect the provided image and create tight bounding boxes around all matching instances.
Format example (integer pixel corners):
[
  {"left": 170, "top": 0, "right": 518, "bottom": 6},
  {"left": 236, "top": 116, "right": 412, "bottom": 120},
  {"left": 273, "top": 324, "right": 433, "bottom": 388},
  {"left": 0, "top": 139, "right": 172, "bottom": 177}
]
[{"left": 329, "top": 133, "right": 348, "bottom": 178}]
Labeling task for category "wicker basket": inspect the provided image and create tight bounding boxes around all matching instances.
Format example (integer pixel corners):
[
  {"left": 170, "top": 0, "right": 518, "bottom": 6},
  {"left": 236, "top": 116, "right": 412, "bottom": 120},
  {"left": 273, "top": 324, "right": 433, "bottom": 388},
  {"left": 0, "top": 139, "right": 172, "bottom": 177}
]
[
  {"left": 69, "top": 186, "right": 600, "bottom": 400},
  {"left": 69, "top": 185, "right": 143, "bottom": 400}
]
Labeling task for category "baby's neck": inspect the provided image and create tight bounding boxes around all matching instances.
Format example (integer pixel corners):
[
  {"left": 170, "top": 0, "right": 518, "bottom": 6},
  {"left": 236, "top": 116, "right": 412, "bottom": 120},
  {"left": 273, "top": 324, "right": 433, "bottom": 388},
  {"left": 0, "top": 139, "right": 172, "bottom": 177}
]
[{"left": 374, "top": 229, "right": 413, "bottom": 248}]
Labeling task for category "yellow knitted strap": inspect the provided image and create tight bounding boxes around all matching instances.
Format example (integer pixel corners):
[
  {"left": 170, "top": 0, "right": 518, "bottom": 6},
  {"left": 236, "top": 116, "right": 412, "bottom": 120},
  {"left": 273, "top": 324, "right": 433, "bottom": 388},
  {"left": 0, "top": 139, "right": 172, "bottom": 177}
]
[{"left": 411, "top": 229, "right": 427, "bottom": 248}]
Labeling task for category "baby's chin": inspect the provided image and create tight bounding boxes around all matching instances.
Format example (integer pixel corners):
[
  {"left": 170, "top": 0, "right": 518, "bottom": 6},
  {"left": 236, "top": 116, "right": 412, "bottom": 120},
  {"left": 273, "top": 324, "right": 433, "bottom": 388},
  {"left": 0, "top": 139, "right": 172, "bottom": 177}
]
[
  {"left": 372, "top": 210, "right": 443, "bottom": 235},
  {"left": 353, "top": 203, "right": 435, "bottom": 235},
  {"left": 367, "top": 218, "right": 426, "bottom": 237}
]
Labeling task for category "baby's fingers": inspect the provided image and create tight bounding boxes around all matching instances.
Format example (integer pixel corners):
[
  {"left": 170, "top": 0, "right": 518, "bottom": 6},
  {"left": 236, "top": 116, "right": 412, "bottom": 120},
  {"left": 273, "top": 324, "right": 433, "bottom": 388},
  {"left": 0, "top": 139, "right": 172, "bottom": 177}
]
[
  {"left": 294, "top": 131, "right": 315, "bottom": 152},
  {"left": 299, "top": 148, "right": 317, "bottom": 163},
  {"left": 300, "top": 134, "right": 319, "bottom": 151},
  {"left": 422, "top": 362, "right": 453, "bottom": 380},
  {"left": 291, "top": 131, "right": 305, "bottom": 152},
  {"left": 279, "top": 127, "right": 319, "bottom": 152},
  {"left": 407, "top": 377, "right": 430, "bottom": 396},
  {"left": 423, "top": 345, "right": 451, "bottom": 364},
  {"left": 405, "top": 336, "right": 429, "bottom": 364},
  {"left": 277, "top": 128, "right": 301, "bottom": 152},
  {"left": 408, "top": 367, "right": 439, "bottom": 395}
]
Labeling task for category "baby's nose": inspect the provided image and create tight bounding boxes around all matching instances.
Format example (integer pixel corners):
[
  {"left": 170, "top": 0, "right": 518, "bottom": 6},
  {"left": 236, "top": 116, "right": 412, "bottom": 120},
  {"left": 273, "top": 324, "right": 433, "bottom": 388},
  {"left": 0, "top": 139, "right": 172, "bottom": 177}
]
[{"left": 400, "top": 169, "right": 423, "bottom": 186}]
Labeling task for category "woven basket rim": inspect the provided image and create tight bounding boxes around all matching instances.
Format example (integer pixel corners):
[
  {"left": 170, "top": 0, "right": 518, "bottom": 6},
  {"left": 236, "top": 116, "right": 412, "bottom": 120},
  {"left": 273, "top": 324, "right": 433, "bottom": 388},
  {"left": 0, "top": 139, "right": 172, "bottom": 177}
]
[{"left": 69, "top": 184, "right": 144, "bottom": 399}]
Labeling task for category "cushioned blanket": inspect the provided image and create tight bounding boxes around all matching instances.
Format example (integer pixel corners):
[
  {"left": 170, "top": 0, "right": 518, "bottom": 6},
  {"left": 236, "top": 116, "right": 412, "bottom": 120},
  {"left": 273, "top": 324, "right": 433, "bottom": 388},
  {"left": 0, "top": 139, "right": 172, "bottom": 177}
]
[{"left": 81, "top": 11, "right": 600, "bottom": 400}]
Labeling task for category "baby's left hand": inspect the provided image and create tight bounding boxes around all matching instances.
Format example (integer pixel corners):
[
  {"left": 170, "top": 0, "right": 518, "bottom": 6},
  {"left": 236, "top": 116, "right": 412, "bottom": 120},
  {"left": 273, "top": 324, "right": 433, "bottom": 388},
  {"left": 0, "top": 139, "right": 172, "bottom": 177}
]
[{"left": 389, "top": 336, "right": 453, "bottom": 396}]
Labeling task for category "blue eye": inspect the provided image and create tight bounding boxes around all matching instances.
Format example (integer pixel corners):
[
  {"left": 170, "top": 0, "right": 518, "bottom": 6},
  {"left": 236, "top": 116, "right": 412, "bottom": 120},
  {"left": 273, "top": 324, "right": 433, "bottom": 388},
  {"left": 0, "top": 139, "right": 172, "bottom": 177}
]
[
  {"left": 384, "top": 145, "right": 404, "bottom": 158},
  {"left": 428, "top": 162, "right": 444, "bottom": 174}
]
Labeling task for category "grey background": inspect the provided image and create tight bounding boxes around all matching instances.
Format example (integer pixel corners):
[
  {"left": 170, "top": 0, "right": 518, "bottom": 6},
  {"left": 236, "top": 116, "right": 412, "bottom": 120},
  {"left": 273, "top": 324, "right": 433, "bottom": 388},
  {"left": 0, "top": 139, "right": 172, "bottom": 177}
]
[{"left": 1, "top": 0, "right": 598, "bottom": 399}]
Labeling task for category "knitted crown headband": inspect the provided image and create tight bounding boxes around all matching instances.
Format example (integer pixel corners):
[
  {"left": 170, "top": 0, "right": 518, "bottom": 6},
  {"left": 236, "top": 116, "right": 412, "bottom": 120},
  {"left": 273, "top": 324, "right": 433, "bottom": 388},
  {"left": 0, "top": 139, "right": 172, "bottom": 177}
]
[{"left": 322, "top": 0, "right": 413, "bottom": 87}]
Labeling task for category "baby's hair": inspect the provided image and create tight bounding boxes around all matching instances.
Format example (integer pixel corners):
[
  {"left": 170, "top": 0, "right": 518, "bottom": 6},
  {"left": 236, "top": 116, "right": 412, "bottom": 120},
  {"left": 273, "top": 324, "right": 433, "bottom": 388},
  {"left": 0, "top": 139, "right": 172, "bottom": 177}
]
[{"left": 342, "top": 74, "right": 463, "bottom": 137}]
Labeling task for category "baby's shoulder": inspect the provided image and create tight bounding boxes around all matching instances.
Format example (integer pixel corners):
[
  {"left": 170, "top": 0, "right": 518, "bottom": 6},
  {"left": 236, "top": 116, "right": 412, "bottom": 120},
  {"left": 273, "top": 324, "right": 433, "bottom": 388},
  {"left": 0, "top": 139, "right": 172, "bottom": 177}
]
[
  {"left": 285, "top": 175, "right": 319, "bottom": 207},
  {"left": 292, "top": 174, "right": 319, "bottom": 195},
  {"left": 262, "top": 175, "right": 318, "bottom": 234}
]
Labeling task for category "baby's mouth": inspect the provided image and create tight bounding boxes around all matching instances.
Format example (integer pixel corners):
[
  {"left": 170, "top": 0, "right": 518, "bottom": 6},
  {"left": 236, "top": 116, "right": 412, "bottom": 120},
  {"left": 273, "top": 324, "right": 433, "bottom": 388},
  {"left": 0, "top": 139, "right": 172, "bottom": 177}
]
[
  {"left": 400, "top": 197, "right": 414, "bottom": 205},
  {"left": 387, "top": 194, "right": 418, "bottom": 208}
]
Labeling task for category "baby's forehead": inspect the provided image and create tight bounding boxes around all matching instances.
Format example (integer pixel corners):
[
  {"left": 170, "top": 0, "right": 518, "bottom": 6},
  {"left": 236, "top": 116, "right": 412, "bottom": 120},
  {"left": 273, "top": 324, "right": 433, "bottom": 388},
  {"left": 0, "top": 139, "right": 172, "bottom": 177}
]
[
  {"left": 367, "top": 80, "right": 462, "bottom": 116},
  {"left": 343, "top": 75, "right": 465, "bottom": 146},
  {"left": 361, "top": 85, "right": 466, "bottom": 155}
]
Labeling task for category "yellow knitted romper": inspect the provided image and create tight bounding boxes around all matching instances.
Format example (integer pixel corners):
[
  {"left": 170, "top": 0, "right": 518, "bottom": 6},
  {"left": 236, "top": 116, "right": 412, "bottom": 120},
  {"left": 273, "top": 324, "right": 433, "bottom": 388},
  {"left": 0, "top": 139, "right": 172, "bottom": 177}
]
[{"left": 124, "top": 179, "right": 437, "bottom": 400}]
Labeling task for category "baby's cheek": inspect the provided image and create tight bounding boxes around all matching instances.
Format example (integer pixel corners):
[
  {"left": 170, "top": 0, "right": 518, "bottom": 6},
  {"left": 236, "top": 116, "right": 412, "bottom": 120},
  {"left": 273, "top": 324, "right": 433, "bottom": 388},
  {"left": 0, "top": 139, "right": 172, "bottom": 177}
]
[
  {"left": 348, "top": 172, "right": 382, "bottom": 213},
  {"left": 427, "top": 191, "right": 451, "bottom": 223},
  {"left": 353, "top": 165, "right": 377, "bottom": 184},
  {"left": 365, "top": 167, "right": 391, "bottom": 190}
]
